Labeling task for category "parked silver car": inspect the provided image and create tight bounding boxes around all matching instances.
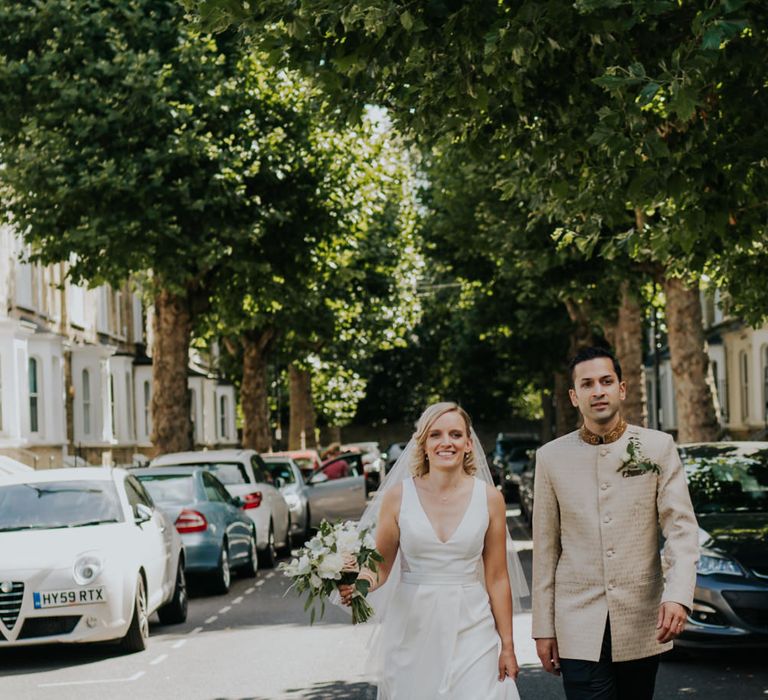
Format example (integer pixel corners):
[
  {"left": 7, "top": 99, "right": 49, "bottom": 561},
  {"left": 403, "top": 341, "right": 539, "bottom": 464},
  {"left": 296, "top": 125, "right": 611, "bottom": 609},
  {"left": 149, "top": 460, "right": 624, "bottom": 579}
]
[
  {"left": 150, "top": 450, "right": 290, "bottom": 568},
  {"left": 263, "top": 453, "right": 367, "bottom": 538}
]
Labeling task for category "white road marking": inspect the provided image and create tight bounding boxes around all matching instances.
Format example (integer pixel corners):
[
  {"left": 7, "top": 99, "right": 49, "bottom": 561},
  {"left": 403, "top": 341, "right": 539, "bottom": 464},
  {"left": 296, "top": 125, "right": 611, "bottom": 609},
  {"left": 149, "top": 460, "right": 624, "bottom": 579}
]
[
  {"left": 38, "top": 672, "right": 145, "bottom": 687},
  {"left": 150, "top": 654, "right": 168, "bottom": 666},
  {"left": 204, "top": 615, "right": 218, "bottom": 624},
  {"left": 265, "top": 572, "right": 275, "bottom": 579},
  {"left": 190, "top": 626, "right": 203, "bottom": 634},
  {"left": 233, "top": 596, "right": 243, "bottom": 604},
  {"left": 245, "top": 587, "right": 255, "bottom": 594},
  {"left": 255, "top": 580, "right": 265, "bottom": 587},
  {"left": 218, "top": 605, "right": 231, "bottom": 614},
  {"left": 172, "top": 639, "right": 188, "bottom": 649}
]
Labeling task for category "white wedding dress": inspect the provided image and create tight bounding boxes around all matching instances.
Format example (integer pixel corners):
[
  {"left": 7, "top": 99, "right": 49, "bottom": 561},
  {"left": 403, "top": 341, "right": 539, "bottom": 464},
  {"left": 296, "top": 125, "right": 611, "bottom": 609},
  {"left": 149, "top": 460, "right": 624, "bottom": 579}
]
[{"left": 374, "top": 476, "right": 521, "bottom": 700}]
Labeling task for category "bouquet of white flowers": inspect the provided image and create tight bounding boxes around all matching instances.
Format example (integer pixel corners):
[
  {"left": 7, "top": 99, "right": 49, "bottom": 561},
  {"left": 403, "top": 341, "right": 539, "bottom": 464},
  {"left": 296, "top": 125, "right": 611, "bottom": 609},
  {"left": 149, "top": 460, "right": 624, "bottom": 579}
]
[{"left": 281, "top": 519, "right": 382, "bottom": 624}]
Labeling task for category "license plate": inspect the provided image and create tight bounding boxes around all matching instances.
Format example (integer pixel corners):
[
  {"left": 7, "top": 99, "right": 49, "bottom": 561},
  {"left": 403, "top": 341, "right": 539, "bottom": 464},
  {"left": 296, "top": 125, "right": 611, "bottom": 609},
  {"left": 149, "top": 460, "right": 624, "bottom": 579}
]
[{"left": 33, "top": 587, "right": 107, "bottom": 609}]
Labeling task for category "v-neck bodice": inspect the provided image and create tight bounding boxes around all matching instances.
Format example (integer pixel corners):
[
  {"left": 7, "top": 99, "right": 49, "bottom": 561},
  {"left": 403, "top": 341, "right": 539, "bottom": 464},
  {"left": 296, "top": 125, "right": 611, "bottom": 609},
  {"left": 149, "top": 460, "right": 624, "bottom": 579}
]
[{"left": 398, "top": 476, "right": 488, "bottom": 579}]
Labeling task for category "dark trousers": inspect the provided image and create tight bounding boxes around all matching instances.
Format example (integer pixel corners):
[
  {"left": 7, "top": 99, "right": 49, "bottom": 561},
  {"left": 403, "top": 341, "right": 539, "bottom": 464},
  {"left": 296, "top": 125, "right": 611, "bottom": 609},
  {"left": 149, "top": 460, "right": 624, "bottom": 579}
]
[{"left": 559, "top": 620, "right": 660, "bottom": 700}]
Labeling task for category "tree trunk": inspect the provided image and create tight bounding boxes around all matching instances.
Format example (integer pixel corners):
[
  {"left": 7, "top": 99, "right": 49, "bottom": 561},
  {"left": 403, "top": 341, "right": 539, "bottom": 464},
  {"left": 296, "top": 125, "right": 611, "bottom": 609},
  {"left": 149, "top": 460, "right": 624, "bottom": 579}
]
[
  {"left": 288, "top": 364, "right": 317, "bottom": 450},
  {"left": 663, "top": 276, "right": 719, "bottom": 442},
  {"left": 540, "top": 389, "right": 554, "bottom": 443},
  {"left": 241, "top": 329, "right": 275, "bottom": 453},
  {"left": 553, "top": 298, "right": 595, "bottom": 436},
  {"left": 604, "top": 281, "right": 647, "bottom": 427},
  {"left": 554, "top": 371, "right": 580, "bottom": 437},
  {"left": 151, "top": 288, "right": 193, "bottom": 455}
]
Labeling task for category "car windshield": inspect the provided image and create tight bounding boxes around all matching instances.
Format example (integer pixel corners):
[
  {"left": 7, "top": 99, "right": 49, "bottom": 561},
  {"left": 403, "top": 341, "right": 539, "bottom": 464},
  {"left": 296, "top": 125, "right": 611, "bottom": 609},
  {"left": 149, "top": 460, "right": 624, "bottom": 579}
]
[
  {"left": 0, "top": 480, "right": 123, "bottom": 531},
  {"left": 680, "top": 446, "right": 768, "bottom": 514},
  {"left": 163, "top": 462, "right": 249, "bottom": 485},
  {"left": 138, "top": 474, "right": 196, "bottom": 504},
  {"left": 264, "top": 461, "right": 296, "bottom": 485}
]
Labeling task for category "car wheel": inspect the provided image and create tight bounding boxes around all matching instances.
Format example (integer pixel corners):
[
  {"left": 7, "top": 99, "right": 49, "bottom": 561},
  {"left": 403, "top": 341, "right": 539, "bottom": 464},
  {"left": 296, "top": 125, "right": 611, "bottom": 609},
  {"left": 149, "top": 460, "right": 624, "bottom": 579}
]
[
  {"left": 258, "top": 522, "right": 277, "bottom": 568},
  {"left": 277, "top": 519, "right": 292, "bottom": 558},
  {"left": 302, "top": 507, "right": 312, "bottom": 544},
  {"left": 157, "top": 559, "right": 188, "bottom": 625},
  {"left": 211, "top": 542, "right": 231, "bottom": 594},
  {"left": 240, "top": 531, "right": 258, "bottom": 578},
  {"left": 120, "top": 575, "right": 149, "bottom": 653}
]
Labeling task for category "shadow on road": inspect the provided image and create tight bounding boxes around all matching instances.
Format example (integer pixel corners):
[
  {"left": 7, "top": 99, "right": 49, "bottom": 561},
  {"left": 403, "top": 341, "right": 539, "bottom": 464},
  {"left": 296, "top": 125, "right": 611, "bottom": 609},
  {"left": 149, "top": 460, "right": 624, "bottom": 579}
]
[
  {"left": 210, "top": 680, "right": 377, "bottom": 700},
  {"left": 0, "top": 641, "right": 132, "bottom": 676},
  {"left": 283, "top": 680, "right": 377, "bottom": 699}
]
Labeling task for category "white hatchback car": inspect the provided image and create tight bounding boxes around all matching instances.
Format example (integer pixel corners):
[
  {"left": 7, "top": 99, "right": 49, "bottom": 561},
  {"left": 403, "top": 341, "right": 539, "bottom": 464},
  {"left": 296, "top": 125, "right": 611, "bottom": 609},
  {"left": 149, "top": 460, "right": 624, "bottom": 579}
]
[
  {"left": 150, "top": 450, "right": 291, "bottom": 568},
  {"left": 0, "top": 468, "right": 186, "bottom": 651}
]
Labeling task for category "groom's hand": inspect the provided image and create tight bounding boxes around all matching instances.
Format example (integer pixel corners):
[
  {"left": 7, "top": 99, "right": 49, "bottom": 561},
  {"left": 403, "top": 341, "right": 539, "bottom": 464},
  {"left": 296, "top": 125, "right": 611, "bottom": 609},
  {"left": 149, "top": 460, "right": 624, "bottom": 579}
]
[
  {"left": 657, "top": 602, "right": 688, "bottom": 643},
  {"left": 535, "top": 638, "right": 560, "bottom": 676}
]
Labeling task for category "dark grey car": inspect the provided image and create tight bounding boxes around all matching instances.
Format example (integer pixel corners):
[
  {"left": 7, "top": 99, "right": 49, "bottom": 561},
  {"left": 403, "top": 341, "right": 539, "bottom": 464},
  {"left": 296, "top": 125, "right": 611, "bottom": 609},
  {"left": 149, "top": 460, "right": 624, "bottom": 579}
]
[{"left": 675, "top": 442, "right": 768, "bottom": 649}]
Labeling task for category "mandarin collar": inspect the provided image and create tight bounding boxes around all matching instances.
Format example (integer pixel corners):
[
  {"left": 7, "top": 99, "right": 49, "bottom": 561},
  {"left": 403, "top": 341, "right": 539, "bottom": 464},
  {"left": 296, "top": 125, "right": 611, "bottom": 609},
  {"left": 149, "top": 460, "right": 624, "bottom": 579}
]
[{"left": 579, "top": 416, "right": 628, "bottom": 445}]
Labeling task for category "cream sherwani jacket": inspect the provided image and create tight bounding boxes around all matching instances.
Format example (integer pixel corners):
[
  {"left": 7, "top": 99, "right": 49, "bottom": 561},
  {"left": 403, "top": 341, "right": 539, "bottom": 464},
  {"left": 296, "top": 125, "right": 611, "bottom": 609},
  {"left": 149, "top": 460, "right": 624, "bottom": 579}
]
[{"left": 531, "top": 425, "right": 699, "bottom": 662}]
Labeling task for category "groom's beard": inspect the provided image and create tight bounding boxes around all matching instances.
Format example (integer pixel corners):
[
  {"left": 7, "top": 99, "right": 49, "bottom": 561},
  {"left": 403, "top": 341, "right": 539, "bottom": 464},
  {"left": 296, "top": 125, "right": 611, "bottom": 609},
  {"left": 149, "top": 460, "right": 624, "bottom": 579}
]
[{"left": 588, "top": 405, "right": 620, "bottom": 425}]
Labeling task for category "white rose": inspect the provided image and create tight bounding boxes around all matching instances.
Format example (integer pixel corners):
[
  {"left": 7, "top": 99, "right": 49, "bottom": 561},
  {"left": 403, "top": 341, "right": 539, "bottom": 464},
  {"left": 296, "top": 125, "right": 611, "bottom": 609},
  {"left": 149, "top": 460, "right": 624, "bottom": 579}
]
[
  {"left": 317, "top": 551, "right": 346, "bottom": 579},
  {"left": 309, "top": 573, "right": 323, "bottom": 589},
  {"left": 363, "top": 533, "right": 376, "bottom": 550},
  {"left": 621, "top": 451, "right": 631, "bottom": 463},
  {"left": 335, "top": 528, "right": 362, "bottom": 555}
]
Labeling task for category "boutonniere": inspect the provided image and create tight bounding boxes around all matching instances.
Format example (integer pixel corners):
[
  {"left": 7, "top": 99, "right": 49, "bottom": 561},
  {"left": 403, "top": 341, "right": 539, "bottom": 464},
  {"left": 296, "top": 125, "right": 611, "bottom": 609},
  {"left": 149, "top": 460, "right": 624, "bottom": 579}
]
[{"left": 617, "top": 436, "right": 662, "bottom": 478}]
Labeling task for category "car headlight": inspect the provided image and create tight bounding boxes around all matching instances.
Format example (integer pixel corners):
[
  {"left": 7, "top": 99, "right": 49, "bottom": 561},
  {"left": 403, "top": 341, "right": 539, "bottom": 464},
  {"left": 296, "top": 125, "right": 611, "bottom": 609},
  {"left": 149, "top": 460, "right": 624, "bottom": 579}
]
[
  {"left": 697, "top": 550, "right": 744, "bottom": 577},
  {"left": 73, "top": 553, "right": 104, "bottom": 585}
]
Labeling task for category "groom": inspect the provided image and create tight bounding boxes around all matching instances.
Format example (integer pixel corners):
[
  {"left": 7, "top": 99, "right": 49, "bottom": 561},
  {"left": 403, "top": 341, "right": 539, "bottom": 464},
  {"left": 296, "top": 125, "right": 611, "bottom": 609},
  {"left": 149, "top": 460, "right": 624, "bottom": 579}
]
[{"left": 532, "top": 347, "right": 699, "bottom": 699}]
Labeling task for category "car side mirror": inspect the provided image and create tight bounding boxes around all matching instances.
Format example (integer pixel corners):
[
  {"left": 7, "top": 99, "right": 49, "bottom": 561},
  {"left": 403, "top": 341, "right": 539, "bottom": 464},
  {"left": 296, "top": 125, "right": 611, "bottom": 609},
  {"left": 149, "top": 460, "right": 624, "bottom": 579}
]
[
  {"left": 309, "top": 472, "right": 328, "bottom": 485},
  {"left": 232, "top": 496, "right": 244, "bottom": 508},
  {"left": 134, "top": 503, "right": 153, "bottom": 525}
]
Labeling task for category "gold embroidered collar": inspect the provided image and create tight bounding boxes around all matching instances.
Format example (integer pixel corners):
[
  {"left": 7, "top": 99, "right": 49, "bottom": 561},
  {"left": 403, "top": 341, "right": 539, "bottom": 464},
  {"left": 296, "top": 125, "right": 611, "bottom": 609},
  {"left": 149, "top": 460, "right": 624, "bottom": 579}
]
[{"left": 580, "top": 417, "right": 627, "bottom": 445}]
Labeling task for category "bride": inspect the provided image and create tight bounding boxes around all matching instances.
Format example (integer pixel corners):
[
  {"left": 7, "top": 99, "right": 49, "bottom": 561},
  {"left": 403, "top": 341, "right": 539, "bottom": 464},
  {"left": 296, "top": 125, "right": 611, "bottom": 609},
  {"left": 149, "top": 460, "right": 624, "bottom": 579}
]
[{"left": 339, "top": 402, "right": 526, "bottom": 699}]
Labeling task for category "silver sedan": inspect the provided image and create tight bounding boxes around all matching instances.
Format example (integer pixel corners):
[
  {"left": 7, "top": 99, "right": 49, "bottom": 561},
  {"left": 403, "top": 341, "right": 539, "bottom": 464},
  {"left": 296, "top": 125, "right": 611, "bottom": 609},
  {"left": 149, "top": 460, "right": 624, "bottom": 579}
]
[{"left": 263, "top": 454, "right": 367, "bottom": 541}]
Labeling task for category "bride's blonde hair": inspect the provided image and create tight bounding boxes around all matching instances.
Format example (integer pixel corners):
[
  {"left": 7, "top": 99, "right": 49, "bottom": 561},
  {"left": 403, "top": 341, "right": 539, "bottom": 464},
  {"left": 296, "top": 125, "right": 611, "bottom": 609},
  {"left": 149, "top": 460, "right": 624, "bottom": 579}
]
[{"left": 411, "top": 402, "right": 475, "bottom": 477}]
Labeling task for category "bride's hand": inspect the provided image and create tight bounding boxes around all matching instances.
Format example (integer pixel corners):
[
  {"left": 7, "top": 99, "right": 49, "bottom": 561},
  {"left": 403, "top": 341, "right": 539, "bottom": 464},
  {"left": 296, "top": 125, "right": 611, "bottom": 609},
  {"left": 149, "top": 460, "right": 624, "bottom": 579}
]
[
  {"left": 338, "top": 584, "right": 355, "bottom": 606},
  {"left": 498, "top": 646, "right": 519, "bottom": 681}
]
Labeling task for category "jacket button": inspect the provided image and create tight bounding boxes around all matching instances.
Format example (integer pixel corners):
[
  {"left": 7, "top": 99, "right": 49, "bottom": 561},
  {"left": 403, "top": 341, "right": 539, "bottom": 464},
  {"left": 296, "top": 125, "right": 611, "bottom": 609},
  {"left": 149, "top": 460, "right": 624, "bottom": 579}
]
[
  {"left": 608, "top": 582, "right": 615, "bottom": 590},
  {"left": 600, "top": 448, "right": 609, "bottom": 457},
  {"left": 600, "top": 483, "right": 609, "bottom": 491},
  {"left": 606, "top": 550, "right": 614, "bottom": 557},
  {"left": 603, "top": 516, "right": 611, "bottom": 524}
]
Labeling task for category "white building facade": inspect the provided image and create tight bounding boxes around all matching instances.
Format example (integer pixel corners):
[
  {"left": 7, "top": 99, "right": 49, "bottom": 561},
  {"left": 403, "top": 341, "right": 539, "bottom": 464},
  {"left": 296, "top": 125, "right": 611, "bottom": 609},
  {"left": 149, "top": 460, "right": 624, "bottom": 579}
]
[
  {"left": 0, "top": 225, "right": 237, "bottom": 468},
  {"left": 646, "top": 288, "right": 768, "bottom": 439}
]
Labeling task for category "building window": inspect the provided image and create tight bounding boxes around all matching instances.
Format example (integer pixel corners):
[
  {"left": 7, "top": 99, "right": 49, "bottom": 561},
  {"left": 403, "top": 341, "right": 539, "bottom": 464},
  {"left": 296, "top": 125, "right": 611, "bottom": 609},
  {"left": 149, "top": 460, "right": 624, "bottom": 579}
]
[
  {"left": 739, "top": 350, "right": 749, "bottom": 422},
  {"left": 109, "top": 373, "right": 116, "bottom": 438},
  {"left": 125, "top": 372, "right": 134, "bottom": 440},
  {"left": 763, "top": 346, "right": 768, "bottom": 422},
  {"left": 82, "top": 369, "right": 91, "bottom": 436},
  {"left": 219, "top": 395, "right": 229, "bottom": 440},
  {"left": 143, "top": 380, "right": 151, "bottom": 437},
  {"left": 29, "top": 357, "right": 40, "bottom": 433},
  {"left": 189, "top": 388, "right": 197, "bottom": 442}
]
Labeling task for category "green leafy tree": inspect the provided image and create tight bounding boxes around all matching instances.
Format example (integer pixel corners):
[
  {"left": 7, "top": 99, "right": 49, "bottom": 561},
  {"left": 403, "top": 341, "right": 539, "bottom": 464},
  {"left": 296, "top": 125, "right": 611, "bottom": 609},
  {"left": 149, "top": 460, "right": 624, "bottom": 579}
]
[
  {"left": 0, "top": 0, "right": 336, "bottom": 453},
  {"left": 196, "top": 0, "right": 768, "bottom": 440}
]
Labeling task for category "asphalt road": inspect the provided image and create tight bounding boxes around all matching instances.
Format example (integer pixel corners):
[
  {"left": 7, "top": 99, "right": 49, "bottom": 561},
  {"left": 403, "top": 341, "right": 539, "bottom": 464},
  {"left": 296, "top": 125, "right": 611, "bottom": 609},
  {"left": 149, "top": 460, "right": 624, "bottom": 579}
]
[{"left": 1, "top": 506, "right": 766, "bottom": 699}]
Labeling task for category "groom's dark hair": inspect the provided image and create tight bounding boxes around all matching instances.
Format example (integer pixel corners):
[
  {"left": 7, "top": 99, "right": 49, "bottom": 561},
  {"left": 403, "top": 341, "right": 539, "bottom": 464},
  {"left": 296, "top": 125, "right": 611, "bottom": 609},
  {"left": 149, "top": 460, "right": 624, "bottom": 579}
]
[{"left": 569, "top": 346, "right": 622, "bottom": 385}]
